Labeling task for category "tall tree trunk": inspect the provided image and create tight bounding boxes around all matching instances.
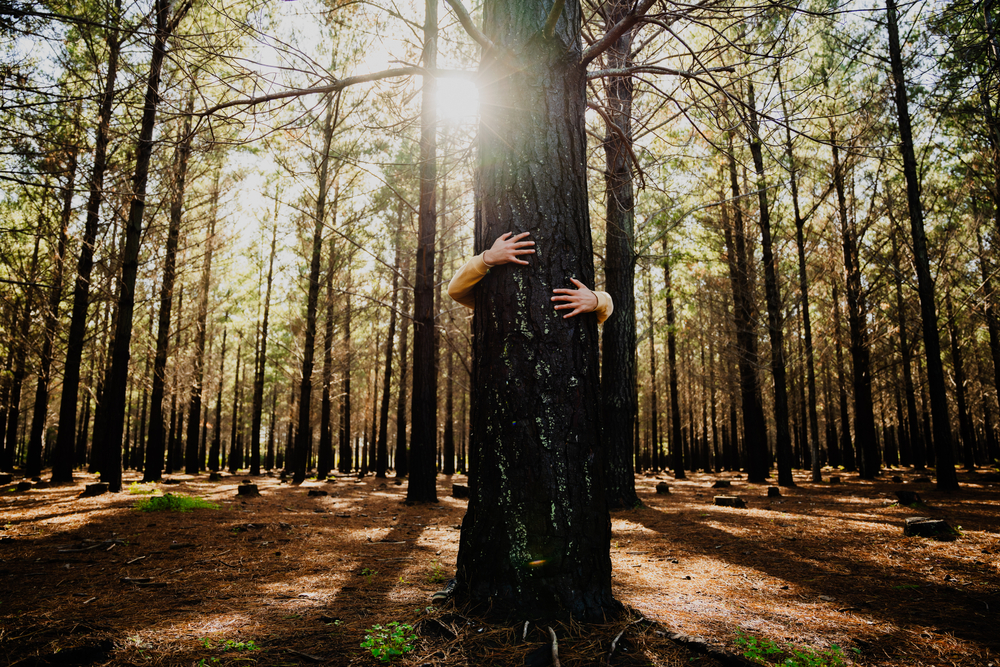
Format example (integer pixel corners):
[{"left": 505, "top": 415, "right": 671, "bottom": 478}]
[
  {"left": 455, "top": 0, "right": 618, "bottom": 621},
  {"left": 832, "top": 129, "right": 879, "bottom": 479},
  {"left": 338, "top": 282, "right": 353, "bottom": 473},
  {"left": 252, "top": 206, "right": 280, "bottom": 476},
  {"left": 209, "top": 326, "right": 227, "bottom": 471},
  {"left": 34, "top": 141, "right": 78, "bottom": 480},
  {"left": 722, "top": 154, "right": 769, "bottom": 483},
  {"left": 317, "top": 184, "right": 339, "bottom": 479},
  {"left": 664, "top": 250, "right": 684, "bottom": 479},
  {"left": 600, "top": 0, "right": 639, "bottom": 508},
  {"left": 143, "top": 98, "right": 193, "bottom": 482},
  {"left": 53, "top": 0, "right": 122, "bottom": 475},
  {"left": 293, "top": 94, "right": 339, "bottom": 484},
  {"left": 748, "top": 82, "right": 794, "bottom": 487},
  {"left": 780, "top": 69, "right": 821, "bottom": 482},
  {"left": 102, "top": 0, "right": 190, "bottom": 491},
  {"left": 892, "top": 229, "right": 924, "bottom": 468},
  {"left": 886, "top": 0, "right": 958, "bottom": 490},
  {"left": 977, "top": 229, "right": 1000, "bottom": 448},
  {"left": 4, "top": 234, "right": 41, "bottom": 471},
  {"left": 645, "top": 267, "right": 659, "bottom": 475},
  {"left": 946, "top": 296, "right": 977, "bottom": 469},
  {"left": 185, "top": 170, "right": 218, "bottom": 474},
  {"left": 407, "top": 0, "right": 439, "bottom": 503},
  {"left": 395, "top": 254, "right": 412, "bottom": 478},
  {"left": 833, "top": 284, "right": 854, "bottom": 470},
  {"left": 228, "top": 339, "right": 242, "bottom": 473},
  {"left": 377, "top": 213, "right": 403, "bottom": 479}
]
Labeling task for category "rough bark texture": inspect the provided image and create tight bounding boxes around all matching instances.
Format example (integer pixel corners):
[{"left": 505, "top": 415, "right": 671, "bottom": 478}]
[
  {"left": 394, "top": 255, "right": 411, "bottom": 479},
  {"left": 600, "top": 0, "right": 639, "bottom": 508},
  {"left": 407, "top": 0, "right": 439, "bottom": 502},
  {"left": 454, "top": 0, "right": 619, "bottom": 622},
  {"left": 886, "top": 0, "right": 958, "bottom": 490}
]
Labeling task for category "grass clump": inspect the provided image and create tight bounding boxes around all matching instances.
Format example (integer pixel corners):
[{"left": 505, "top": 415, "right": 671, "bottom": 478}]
[
  {"left": 735, "top": 630, "right": 848, "bottom": 667},
  {"left": 360, "top": 622, "right": 417, "bottom": 662},
  {"left": 127, "top": 482, "right": 156, "bottom": 495},
  {"left": 134, "top": 493, "right": 219, "bottom": 512}
]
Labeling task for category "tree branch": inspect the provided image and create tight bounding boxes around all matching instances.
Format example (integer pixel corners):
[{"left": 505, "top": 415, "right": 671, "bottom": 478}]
[
  {"left": 543, "top": 0, "right": 565, "bottom": 40},
  {"left": 441, "top": 0, "right": 498, "bottom": 54},
  {"left": 580, "top": 0, "right": 659, "bottom": 67},
  {"left": 197, "top": 67, "right": 424, "bottom": 117},
  {"left": 587, "top": 64, "right": 734, "bottom": 80},
  {"left": 587, "top": 101, "right": 647, "bottom": 189}
]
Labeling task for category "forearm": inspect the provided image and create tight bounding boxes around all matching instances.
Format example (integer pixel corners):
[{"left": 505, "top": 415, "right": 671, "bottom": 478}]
[
  {"left": 594, "top": 291, "right": 613, "bottom": 324},
  {"left": 447, "top": 253, "right": 491, "bottom": 309}
]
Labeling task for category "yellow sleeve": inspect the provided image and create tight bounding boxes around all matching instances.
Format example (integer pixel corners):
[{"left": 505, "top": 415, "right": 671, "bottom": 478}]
[
  {"left": 447, "top": 253, "right": 491, "bottom": 309},
  {"left": 594, "top": 291, "right": 613, "bottom": 324}
]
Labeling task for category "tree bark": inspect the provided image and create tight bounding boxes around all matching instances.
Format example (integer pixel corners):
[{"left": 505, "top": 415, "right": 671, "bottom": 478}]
[
  {"left": 252, "top": 205, "right": 280, "bottom": 476},
  {"left": 600, "top": 0, "right": 639, "bottom": 508},
  {"left": 317, "top": 190, "right": 338, "bottom": 480},
  {"left": 4, "top": 234, "right": 41, "bottom": 472},
  {"left": 891, "top": 229, "right": 924, "bottom": 468},
  {"left": 407, "top": 0, "right": 439, "bottom": 503},
  {"left": 664, "top": 251, "right": 684, "bottom": 479},
  {"left": 395, "top": 253, "right": 411, "bottom": 478},
  {"left": 886, "top": 0, "right": 958, "bottom": 490},
  {"left": 455, "top": 0, "right": 619, "bottom": 621},
  {"left": 338, "top": 281, "right": 353, "bottom": 473},
  {"left": 946, "top": 296, "right": 977, "bottom": 469},
  {"left": 53, "top": 0, "right": 122, "bottom": 478},
  {"left": 832, "top": 129, "right": 879, "bottom": 479},
  {"left": 748, "top": 82, "right": 794, "bottom": 487},
  {"left": 32, "top": 144, "right": 78, "bottom": 479}
]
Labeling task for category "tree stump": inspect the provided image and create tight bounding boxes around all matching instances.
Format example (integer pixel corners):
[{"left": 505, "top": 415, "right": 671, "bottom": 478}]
[
  {"left": 767, "top": 486, "right": 781, "bottom": 498},
  {"left": 0, "top": 473, "right": 12, "bottom": 485},
  {"left": 711, "top": 480, "right": 731, "bottom": 488},
  {"left": 714, "top": 496, "right": 747, "bottom": 508},
  {"left": 80, "top": 482, "right": 108, "bottom": 497},
  {"left": 307, "top": 489, "right": 328, "bottom": 497},
  {"left": 655, "top": 482, "right": 670, "bottom": 494},
  {"left": 891, "top": 475, "right": 903, "bottom": 483},
  {"left": 162, "top": 478, "right": 181, "bottom": 485},
  {"left": 237, "top": 483, "right": 260, "bottom": 497},
  {"left": 829, "top": 476, "right": 841, "bottom": 484},
  {"left": 452, "top": 484, "right": 470, "bottom": 498},
  {"left": 895, "top": 490, "right": 922, "bottom": 506},
  {"left": 16, "top": 481, "right": 32, "bottom": 492},
  {"left": 903, "top": 517, "right": 954, "bottom": 538},
  {"left": 209, "top": 472, "right": 222, "bottom": 481}
]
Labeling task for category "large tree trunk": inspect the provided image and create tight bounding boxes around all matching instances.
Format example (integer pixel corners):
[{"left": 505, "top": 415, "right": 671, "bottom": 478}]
[
  {"left": 946, "top": 296, "right": 977, "bottom": 469},
  {"left": 101, "top": 0, "right": 189, "bottom": 492},
  {"left": 184, "top": 171, "right": 218, "bottom": 474},
  {"left": 977, "top": 229, "right": 1000, "bottom": 449},
  {"left": 317, "top": 192, "right": 337, "bottom": 480},
  {"left": 600, "top": 0, "right": 639, "bottom": 508},
  {"left": 645, "top": 268, "right": 659, "bottom": 474},
  {"left": 209, "top": 326, "right": 227, "bottom": 471},
  {"left": 292, "top": 94, "right": 338, "bottom": 484},
  {"left": 33, "top": 141, "right": 78, "bottom": 480},
  {"left": 748, "top": 82, "right": 794, "bottom": 487},
  {"left": 722, "top": 152, "right": 769, "bottom": 483},
  {"left": 886, "top": 0, "right": 957, "bottom": 490},
  {"left": 53, "top": 1, "right": 122, "bottom": 479},
  {"left": 832, "top": 284, "right": 854, "bottom": 470},
  {"left": 407, "top": 0, "right": 439, "bottom": 503},
  {"left": 454, "top": 0, "right": 619, "bottom": 622},
  {"left": 832, "top": 130, "right": 879, "bottom": 479},
  {"left": 338, "top": 282, "right": 353, "bottom": 473}
]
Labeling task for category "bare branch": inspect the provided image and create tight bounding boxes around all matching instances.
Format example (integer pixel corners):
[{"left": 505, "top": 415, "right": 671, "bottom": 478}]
[
  {"left": 441, "top": 0, "right": 498, "bottom": 54},
  {"left": 581, "top": 0, "right": 659, "bottom": 66},
  {"left": 587, "top": 64, "right": 734, "bottom": 80},
  {"left": 587, "top": 100, "right": 647, "bottom": 189},
  {"left": 197, "top": 67, "right": 424, "bottom": 117}
]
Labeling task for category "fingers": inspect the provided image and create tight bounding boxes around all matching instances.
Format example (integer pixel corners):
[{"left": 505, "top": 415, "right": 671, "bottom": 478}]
[{"left": 551, "top": 280, "right": 597, "bottom": 318}]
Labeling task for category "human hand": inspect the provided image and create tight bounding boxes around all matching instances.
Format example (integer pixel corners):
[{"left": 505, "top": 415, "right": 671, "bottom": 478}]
[
  {"left": 551, "top": 278, "right": 599, "bottom": 318},
  {"left": 483, "top": 231, "right": 535, "bottom": 267}
]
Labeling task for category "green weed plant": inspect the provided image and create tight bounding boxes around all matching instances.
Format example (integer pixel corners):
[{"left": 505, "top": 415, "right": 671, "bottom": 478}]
[
  {"left": 134, "top": 493, "right": 219, "bottom": 512},
  {"left": 735, "top": 630, "right": 847, "bottom": 667},
  {"left": 360, "top": 622, "right": 417, "bottom": 662}
]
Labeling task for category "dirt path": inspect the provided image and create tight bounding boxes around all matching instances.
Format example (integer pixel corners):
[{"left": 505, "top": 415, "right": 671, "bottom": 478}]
[{"left": 1, "top": 468, "right": 997, "bottom": 666}]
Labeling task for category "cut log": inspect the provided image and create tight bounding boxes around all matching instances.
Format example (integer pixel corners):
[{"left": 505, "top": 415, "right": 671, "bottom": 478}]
[
  {"left": 714, "top": 496, "right": 747, "bottom": 508},
  {"left": 16, "top": 481, "right": 32, "bottom": 492},
  {"left": 209, "top": 472, "right": 222, "bottom": 481},
  {"left": 767, "top": 486, "right": 781, "bottom": 498},
  {"left": 307, "top": 489, "right": 328, "bottom": 497},
  {"left": 895, "top": 490, "right": 922, "bottom": 506},
  {"left": 711, "top": 480, "right": 731, "bottom": 488},
  {"left": 655, "top": 482, "right": 670, "bottom": 494},
  {"left": 903, "top": 516, "right": 954, "bottom": 538},
  {"left": 80, "top": 482, "right": 108, "bottom": 497},
  {"left": 452, "top": 484, "right": 470, "bottom": 498},
  {"left": 829, "top": 476, "right": 841, "bottom": 484}
]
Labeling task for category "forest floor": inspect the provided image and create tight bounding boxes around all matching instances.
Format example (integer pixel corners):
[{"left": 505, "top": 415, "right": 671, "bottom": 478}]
[{"left": 1, "top": 466, "right": 998, "bottom": 667}]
